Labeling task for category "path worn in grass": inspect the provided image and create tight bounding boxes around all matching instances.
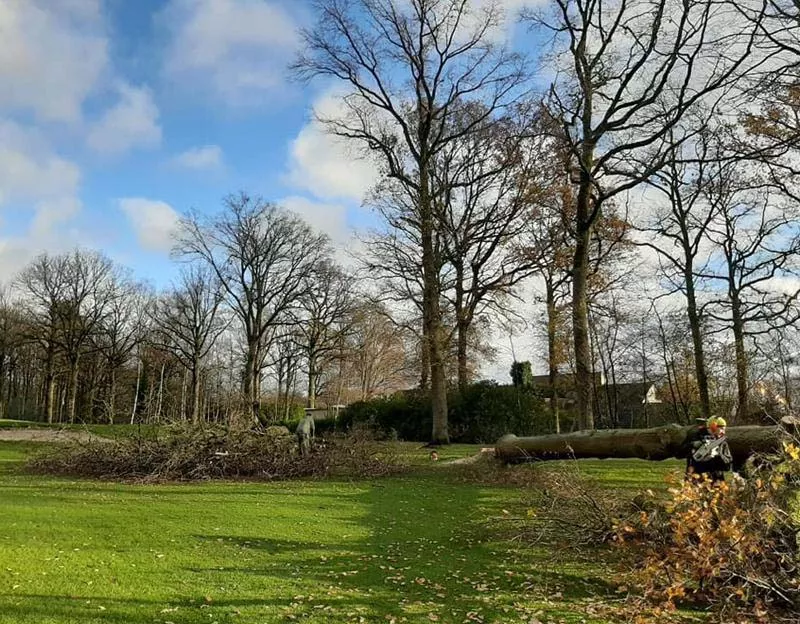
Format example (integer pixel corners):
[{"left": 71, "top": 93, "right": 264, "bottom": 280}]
[{"left": 0, "top": 440, "right": 683, "bottom": 623}]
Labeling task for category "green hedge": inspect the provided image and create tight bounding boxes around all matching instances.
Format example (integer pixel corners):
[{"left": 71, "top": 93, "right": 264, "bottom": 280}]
[{"left": 340, "top": 381, "right": 554, "bottom": 443}]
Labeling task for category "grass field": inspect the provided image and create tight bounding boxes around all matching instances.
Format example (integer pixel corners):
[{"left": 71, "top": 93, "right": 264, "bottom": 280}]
[
  {"left": 0, "top": 437, "right": 685, "bottom": 623},
  {"left": 0, "top": 419, "right": 161, "bottom": 439}
]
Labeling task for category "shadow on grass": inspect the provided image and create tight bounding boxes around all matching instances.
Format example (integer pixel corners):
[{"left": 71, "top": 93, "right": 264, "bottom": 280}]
[
  {"left": 183, "top": 477, "right": 619, "bottom": 622},
  {"left": 0, "top": 593, "right": 173, "bottom": 624}
]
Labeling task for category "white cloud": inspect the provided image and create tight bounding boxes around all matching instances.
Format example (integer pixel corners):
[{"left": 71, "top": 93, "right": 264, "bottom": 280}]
[
  {"left": 280, "top": 195, "right": 349, "bottom": 244},
  {"left": 0, "top": 0, "right": 107, "bottom": 122},
  {"left": 170, "top": 145, "right": 224, "bottom": 171},
  {"left": 29, "top": 198, "right": 82, "bottom": 238},
  {"left": 118, "top": 198, "right": 180, "bottom": 253},
  {"left": 0, "top": 121, "right": 81, "bottom": 205},
  {"left": 287, "top": 90, "right": 381, "bottom": 203},
  {"left": 87, "top": 83, "right": 162, "bottom": 156},
  {"left": 280, "top": 195, "right": 367, "bottom": 268},
  {"left": 163, "top": 0, "right": 300, "bottom": 104},
  {"left": 0, "top": 228, "right": 79, "bottom": 284}
]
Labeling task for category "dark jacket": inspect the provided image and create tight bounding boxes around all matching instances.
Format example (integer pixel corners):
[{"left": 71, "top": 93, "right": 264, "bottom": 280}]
[{"left": 688, "top": 434, "right": 732, "bottom": 481}]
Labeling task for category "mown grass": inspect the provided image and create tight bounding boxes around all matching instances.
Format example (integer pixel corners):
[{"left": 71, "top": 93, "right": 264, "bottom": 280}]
[
  {"left": 0, "top": 419, "right": 160, "bottom": 439},
  {"left": 0, "top": 437, "right": 684, "bottom": 624}
]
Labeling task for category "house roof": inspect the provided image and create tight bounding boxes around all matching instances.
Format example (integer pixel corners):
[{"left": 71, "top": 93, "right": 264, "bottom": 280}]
[{"left": 603, "top": 382, "right": 659, "bottom": 405}]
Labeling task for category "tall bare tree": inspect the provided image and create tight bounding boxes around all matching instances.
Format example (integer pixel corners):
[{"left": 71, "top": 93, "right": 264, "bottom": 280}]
[
  {"left": 152, "top": 266, "right": 228, "bottom": 424},
  {"left": 16, "top": 250, "right": 114, "bottom": 423},
  {"left": 361, "top": 180, "right": 440, "bottom": 390},
  {"left": 699, "top": 159, "right": 800, "bottom": 419},
  {"left": 347, "top": 301, "right": 416, "bottom": 401},
  {"left": 94, "top": 271, "right": 149, "bottom": 423},
  {"left": 525, "top": 0, "right": 771, "bottom": 428},
  {"left": 293, "top": 0, "right": 528, "bottom": 443},
  {"left": 635, "top": 122, "right": 723, "bottom": 420},
  {"left": 176, "top": 193, "right": 328, "bottom": 423},
  {"left": 295, "top": 260, "right": 355, "bottom": 409},
  {"left": 435, "top": 108, "right": 542, "bottom": 390}
]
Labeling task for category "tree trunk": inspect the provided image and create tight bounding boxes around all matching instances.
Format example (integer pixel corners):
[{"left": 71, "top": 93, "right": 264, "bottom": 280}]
[
  {"left": 495, "top": 425, "right": 785, "bottom": 468},
  {"left": 545, "top": 279, "right": 560, "bottom": 434},
  {"left": 108, "top": 367, "right": 116, "bottom": 425},
  {"left": 0, "top": 353, "right": 6, "bottom": 420},
  {"left": 131, "top": 357, "right": 141, "bottom": 425},
  {"left": 457, "top": 317, "right": 469, "bottom": 393},
  {"left": 684, "top": 261, "right": 711, "bottom": 420},
  {"left": 68, "top": 355, "right": 80, "bottom": 424},
  {"left": 307, "top": 354, "right": 316, "bottom": 409},
  {"left": 243, "top": 339, "right": 259, "bottom": 422},
  {"left": 191, "top": 362, "right": 201, "bottom": 425},
  {"left": 44, "top": 347, "right": 56, "bottom": 424},
  {"left": 572, "top": 225, "right": 594, "bottom": 430},
  {"left": 731, "top": 293, "right": 749, "bottom": 421},
  {"left": 420, "top": 164, "right": 448, "bottom": 444},
  {"left": 156, "top": 361, "right": 165, "bottom": 422},
  {"left": 420, "top": 336, "right": 430, "bottom": 390}
]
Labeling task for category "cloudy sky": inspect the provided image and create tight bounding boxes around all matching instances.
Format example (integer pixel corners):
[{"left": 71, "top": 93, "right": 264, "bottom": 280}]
[
  {"left": 0, "top": 0, "right": 400, "bottom": 284},
  {"left": 0, "top": 0, "right": 547, "bottom": 380}
]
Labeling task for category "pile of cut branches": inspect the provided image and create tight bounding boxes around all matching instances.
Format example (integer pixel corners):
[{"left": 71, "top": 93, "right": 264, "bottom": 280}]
[{"left": 26, "top": 425, "right": 404, "bottom": 482}]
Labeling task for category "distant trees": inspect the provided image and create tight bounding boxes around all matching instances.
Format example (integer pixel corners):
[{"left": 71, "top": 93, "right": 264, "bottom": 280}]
[
  {"left": 295, "top": 260, "right": 355, "bottom": 409},
  {"left": 510, "top": 361, "right": 533, "bottom": 388},
  {"left": 0, "top": 199, "right": 406, "bottom": 425},
  {"left": 16, "top": 250, "right": 115, "bottom": 423},
  {"left": 4, "top": 2, "right": 800, "bottom": 435},
  {"left": 346, "top": 301, "right": 415, "bottom": 401},
  {"left": 176, "top": 193, "right": 329, "bottom": 423},
  {"left": 699, "top": 156, "right": 800, "bottom": 418},
  {"left": 152, "top": 266, "right": 227, "bottom": 424},
  {"left": 94, "top": 271, "right": 149, "bottom": 423}
]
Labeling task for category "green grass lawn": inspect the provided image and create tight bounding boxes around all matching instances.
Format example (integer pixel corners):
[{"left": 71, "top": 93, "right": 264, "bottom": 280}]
[
  {"left": 0, "top": 439, "right": 684, "bottom": 624},
  {"left": 0, "top": 419, "right": 161, "bottom": 439}
]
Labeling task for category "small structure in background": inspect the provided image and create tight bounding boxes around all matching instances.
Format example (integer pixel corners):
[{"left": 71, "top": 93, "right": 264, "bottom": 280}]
[
  {"left": 303, "top": 404, "right": 346, "bottom": 425},
  {"left": 529, "top": 372, "right": 665, "bottom": 428}
]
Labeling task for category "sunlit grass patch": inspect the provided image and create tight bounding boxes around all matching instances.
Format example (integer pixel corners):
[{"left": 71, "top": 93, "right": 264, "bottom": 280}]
[{"left": 0, "top": 440, "right": 683, "bottom": 623}]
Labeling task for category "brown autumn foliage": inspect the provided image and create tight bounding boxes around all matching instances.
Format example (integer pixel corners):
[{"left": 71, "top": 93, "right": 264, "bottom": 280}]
[{"left": 614, "top": 443, "right": 800, "bottom": 622}]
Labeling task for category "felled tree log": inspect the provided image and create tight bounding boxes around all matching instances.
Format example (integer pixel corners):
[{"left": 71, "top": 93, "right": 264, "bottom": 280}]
[{"left": 495, "top": 424, "right": 787, "bottom": 467}]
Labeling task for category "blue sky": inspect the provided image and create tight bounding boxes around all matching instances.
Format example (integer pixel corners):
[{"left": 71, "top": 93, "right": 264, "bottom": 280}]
[
  {"left": 0, "top": 0, "right": 542, "bottom": 380},
  {"left": 0, "top": 0, "right": 393, "bottom": 288},
  {"left": 0, "top": 0, "right": 541, "bottom": 288}
]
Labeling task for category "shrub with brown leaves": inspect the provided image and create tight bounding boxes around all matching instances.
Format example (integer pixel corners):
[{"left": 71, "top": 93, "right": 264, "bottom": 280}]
[{"left": 615, "top": 442, "right": 800, "bottom": 622}]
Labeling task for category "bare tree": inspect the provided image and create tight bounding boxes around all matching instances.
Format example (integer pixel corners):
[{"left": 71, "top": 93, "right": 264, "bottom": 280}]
[
  {"left": 525, "top": 0, "right": 771, "bottom": 428},
  {"left": 635, "top": 122, "right": 723, "bottom": 420},
  {"left": 93, "top": 272, "right": 150, "bottom": 423},
  {"left": 295, "top": 260, "right": 355, "bottom": 409},
  {"left": 16, "top": 250, "right": 114, "bottom": 423},
  {"left": 293, "top": 0, "right": 528, "bottom": 443},
  {"left": 435, "top": 108, "right": 542, "bottom": 390},
  {"left": 698, "top": 159, "right": 800, "bottom": 419},
  {"left": 361, "top": 180, "right": 442, "bottom": 390},
  {"left": 347, "top": 301, "right": 416, "bottom": 401},
  {"left": 0, "top": 289, "right": 25, "bottom": 419},
  {"left": 176, "top": 193, "right": 329, "bottom": 423},
  {"left": 152, "top": 266, "right": 228, "bottom": 424}
]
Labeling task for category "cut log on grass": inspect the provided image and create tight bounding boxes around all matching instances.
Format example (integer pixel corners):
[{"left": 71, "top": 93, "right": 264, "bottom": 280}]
[{"left": 495, "top": 424, "right": 788, "bottom": 467}]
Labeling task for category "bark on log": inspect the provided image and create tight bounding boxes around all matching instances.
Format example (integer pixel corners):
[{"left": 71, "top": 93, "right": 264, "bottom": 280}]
[{"left": 495, "top": 424, "right": 788, "bottom": 468}]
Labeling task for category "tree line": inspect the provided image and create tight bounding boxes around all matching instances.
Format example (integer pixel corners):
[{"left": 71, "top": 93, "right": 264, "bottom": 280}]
[
  {"left": 1, "top": 0, "right": 799, "bottom": 440},
  {"left": 0, "top": 215, "right": 416, "bottom": 426}
]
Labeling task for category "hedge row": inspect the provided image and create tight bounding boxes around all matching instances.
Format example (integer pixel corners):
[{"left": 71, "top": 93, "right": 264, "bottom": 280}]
[{"left": 340, "top": 381, "right": 562, "bottom": 443}]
